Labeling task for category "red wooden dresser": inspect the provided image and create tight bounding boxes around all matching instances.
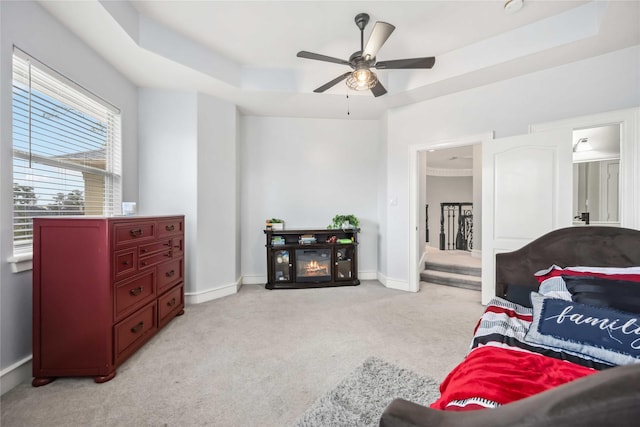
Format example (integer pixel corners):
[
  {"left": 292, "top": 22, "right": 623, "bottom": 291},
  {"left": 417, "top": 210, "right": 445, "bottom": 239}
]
[{"left": 32, "top": 215, "right": 185, "bottom": 386}]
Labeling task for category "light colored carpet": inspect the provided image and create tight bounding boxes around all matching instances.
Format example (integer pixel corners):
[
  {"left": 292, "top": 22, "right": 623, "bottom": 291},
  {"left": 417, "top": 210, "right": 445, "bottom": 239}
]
[
  {"left": 1, "top": 281, "right": 483, "bottom": 426},
  {"left": 294, "top": 356, "right": 441, "bottom": 427}
]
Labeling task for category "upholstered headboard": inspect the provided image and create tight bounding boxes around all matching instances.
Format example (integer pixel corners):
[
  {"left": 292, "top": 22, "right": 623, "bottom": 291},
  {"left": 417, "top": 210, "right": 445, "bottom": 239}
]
[{"left": 495, "top": 226, "right": 640, "bottom": 299}]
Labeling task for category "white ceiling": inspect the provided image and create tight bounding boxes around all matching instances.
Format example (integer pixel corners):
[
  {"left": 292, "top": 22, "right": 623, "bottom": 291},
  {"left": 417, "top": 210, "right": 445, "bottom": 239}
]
[{"left": 39, "top": 1, "right": 640, "bottom": 120}]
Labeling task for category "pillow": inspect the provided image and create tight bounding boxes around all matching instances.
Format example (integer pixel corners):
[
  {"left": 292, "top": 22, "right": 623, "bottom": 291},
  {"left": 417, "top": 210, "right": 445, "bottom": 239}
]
[
  {"left": 536, "top": 265, "right": 640, "bottom": 301},
  {"left": 538, "top": 276, "right": 572, "bottom": 301},
  {"left": 563, "top": 275, "right": 640, "bottom": 314},
  {"left": 535, "top": 265, "right": 640, "bottom": 284},
  {"left": 505, "top": 284, "right": 536, "bottom": 308},
  {"left": 471, "top": 297, "right": 612, "bottom": 370},
  {"left": 525, "top": 293, "right": 640, "bottom": 366}
]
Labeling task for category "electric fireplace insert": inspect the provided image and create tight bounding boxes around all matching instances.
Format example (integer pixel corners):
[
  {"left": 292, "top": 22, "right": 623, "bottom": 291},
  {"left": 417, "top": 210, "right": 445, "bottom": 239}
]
[{"left": 295, "top": 248, "right": 332, "bottom": 283}]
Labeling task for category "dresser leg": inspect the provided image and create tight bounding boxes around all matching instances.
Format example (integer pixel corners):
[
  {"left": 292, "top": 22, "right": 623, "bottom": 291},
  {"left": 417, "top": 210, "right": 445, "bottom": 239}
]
[
  {"left": 32, "top": 377, "right": 55, "bottom": 387},
  {"left": 176, "top": 308, "right": 185, "bottom": 316},
  {"left": 94, "top": 371, "right": 116, "bottom": 383}
]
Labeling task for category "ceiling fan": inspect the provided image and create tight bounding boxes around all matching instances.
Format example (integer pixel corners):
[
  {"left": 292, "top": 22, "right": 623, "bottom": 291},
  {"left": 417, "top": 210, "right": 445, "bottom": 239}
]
[{"left": 297, "top": 13, "right": 436, "bottom": 97}]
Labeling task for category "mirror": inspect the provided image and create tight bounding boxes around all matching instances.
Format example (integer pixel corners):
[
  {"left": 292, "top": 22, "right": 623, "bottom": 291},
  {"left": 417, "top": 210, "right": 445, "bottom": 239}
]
[{"left": 572, "top": 125, "right": 620, "bottom": 224}]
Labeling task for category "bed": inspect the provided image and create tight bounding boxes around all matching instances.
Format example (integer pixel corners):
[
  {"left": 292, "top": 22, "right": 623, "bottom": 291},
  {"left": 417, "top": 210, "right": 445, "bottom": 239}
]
[{"left": 380, "top": 226, "right": 640, "bottom": 427}]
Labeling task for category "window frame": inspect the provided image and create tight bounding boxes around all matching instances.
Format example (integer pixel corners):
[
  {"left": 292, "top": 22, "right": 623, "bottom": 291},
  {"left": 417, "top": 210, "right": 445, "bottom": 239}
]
[{"left": 10, "top": 47, "right": 123, "bottom": 266}]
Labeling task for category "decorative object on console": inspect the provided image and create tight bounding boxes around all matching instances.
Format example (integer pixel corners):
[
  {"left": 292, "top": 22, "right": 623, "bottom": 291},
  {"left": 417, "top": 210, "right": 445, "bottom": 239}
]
[
  {"left": 32, "top": 215, "right": 185, "bottom": 386},
  {"left": 328, "top": 214, "right": 360, "bottom": 229},
  {"left": 266, "top": 218, "right": 285, "bottom": 230},
  {"left": 121, "top": 202, "right": 137, "bottom": 216}
]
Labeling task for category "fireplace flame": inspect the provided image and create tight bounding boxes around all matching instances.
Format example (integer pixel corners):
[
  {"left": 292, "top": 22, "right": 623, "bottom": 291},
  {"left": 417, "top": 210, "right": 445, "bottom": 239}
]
[{"left": 304, "top": 260, "right": 329, "bottom": 276}]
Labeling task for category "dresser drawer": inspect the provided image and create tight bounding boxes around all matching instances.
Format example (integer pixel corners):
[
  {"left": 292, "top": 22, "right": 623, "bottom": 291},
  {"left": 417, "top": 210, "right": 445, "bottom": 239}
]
[
  {"left": 113, "top": 248, "right": 137, "bottom": 280},
  {"left": 158, "top": 283, "right": 184, "bottom": 327},
  {"left": 139, "top": 239, "right": 172, "bottom": 257},
  {"left": 139, "top": 250, "right": 172, "bottom": 269},
  {"left": 157, "top": 258, "right": 183, "bottom": 292},
  {"left": 114, "top": 302, "right": 157, "bottom": 361},
  {"left": 158, "top": 218, "right": 184, "bottom": 238},
  {"left": 114, "top": 271, "right": 155, "bottom": 321},
  {"left": 114, "top": 221, "right": 156, "bottom": 247}
]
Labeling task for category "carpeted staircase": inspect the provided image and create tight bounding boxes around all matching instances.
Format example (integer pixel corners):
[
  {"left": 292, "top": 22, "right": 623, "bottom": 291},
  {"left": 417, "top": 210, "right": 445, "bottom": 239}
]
[{"left": 421, "top": 257, "right": 481, "bottom": 291}]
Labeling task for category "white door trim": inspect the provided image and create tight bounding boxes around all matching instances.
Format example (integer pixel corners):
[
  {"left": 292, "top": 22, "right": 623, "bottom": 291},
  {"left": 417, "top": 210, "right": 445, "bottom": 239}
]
[{"left": 408, "top": 132, "right": 494, "bottom": 293}]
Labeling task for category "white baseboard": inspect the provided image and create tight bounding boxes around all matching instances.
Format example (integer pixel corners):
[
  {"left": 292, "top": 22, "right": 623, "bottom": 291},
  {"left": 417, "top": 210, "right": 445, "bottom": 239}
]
[
  {"left": 358, "top": 270, "right": 377, "bottom": 281},
  {"left": 185, "top": 278, "right": 241, "bottom": 304},
  {"left": 1, "top": 356, "right": 32, "bottom": 396},
  {"left": 376, "top": 272, "right": 411, "bottom": 292},
  {"left": 241, "top": 274, "right": 267, "bottom": 285}
]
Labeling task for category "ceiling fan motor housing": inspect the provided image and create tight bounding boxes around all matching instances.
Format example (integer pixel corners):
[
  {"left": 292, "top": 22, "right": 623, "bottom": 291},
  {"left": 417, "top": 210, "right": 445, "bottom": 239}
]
[{"left": 348, "top": 51, "right": 375, "bottom": 69}]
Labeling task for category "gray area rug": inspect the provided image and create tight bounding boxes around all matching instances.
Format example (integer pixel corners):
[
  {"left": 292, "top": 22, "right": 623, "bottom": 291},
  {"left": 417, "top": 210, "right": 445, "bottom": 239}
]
[{"left": 294, "top": 356, "right": 441, "bottom": 427}]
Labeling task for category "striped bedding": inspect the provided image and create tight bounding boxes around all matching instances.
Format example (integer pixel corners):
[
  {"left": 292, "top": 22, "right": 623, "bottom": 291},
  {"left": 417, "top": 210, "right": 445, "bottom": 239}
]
[{"left": 429, "top": 297, "right": 601, "bottom": 411}]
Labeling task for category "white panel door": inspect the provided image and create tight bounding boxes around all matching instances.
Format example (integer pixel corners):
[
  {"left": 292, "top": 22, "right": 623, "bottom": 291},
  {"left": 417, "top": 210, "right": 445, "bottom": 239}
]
[{"left": 481, "top": 129, "right": 572, "bottom": 303}]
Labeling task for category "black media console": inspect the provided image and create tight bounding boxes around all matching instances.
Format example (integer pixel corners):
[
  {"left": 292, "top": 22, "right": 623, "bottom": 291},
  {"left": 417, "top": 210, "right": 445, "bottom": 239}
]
[{"left": 264, "top": 228, "right": 360, "bottom": 289}]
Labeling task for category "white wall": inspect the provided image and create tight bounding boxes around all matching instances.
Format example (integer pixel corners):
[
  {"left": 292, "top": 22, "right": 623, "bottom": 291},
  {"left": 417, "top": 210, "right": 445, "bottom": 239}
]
[
  {"left": 386, "top": 45, "right": 640, "bottom": 287},
  {"left": 0, "top": 1, "right": 138, "bottom": 393},
  {"left": 196, "top": 93, "right": 240, "bottom": 291},
  {"left": 138, "top": 89, "right": 197, "bottom": 284},
  {"left": 377, "top": 113, "right": 389, "bottom": 279},
  {"left": 138, "top": 89, "right": 239, "bottom": 300},
  {"left": 239, "top": 116, "right": 381, "bottom": 283}
]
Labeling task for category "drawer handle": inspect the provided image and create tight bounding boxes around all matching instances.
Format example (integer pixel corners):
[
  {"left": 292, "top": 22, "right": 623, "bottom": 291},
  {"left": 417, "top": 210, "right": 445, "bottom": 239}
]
[
  {"left": 166, "top": 270, "right": 175, "bottom": 278},
  {"left": 130, "top": 321, "right": 144, "bottom": 333},
  {"left": 130, "top": 228, "right": 143, "bottom": 237},
  {"left": 167, "top": 298, "right": 177, "bottom": 307},
  {"left": 164, "top": 252, "right": 172, "bottom": 257},
  {"left": 123, "top": 260, "right": 130, "bottom": 266},
  {"left": 141, "top": 248, "right": 147, "bottom": 253},
  {"left": 165, "top": 224, "right": 175, "bottom": 231},
  {"left": 163, "top": 241, "right": 171, "bottom": 247},
  {"left": 173, "top": 245, "right": 181, "bottom": 250},
  {"left": 129, "top": 286, "right": 143, "bottom": 296},
  {"left": 141, "top": 261, "right": 147, "bottom": 266}
]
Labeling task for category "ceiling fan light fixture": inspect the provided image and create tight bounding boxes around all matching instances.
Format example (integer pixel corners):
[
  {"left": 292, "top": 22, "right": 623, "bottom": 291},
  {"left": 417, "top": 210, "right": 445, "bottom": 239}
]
[{"left": 346, "top": 67, "right": 378, "bottom": 91}]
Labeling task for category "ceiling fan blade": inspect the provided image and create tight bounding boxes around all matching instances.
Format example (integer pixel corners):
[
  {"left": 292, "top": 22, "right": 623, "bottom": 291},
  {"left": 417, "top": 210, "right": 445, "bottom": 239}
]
[
  {"left": 370, "top": 81, "right": 387, "bottom": 97},
  {"left": 297, "top": 51, "right": 350, "bottom": 66},
  {"left": 313, "top": 72, "right": 352, "bottom": 93},
  {"left": 362, "top": 22, "right": 395, "bottom": 60},
  {"left": 375, "top": 57, "right": 436, "bottom": 69}
]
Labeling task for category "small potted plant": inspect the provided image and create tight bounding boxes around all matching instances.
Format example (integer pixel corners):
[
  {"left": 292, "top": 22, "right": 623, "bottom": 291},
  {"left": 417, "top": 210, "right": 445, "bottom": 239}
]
[
  {"left": 328, "top": 214, "right": 359, "bottom": 230},
  {"left": 267, "top": 218, "right": 285, "bottom": 230}
]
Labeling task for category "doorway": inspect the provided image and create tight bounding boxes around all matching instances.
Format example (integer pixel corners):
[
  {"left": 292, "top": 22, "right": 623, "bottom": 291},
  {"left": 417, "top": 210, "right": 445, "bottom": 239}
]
[{"left": 408, "top": 132, "right": 492, "bottom": 294}]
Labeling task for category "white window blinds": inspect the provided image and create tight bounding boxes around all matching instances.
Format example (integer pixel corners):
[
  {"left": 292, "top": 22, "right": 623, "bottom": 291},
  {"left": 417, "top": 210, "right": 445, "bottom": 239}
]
[{"left": 12, "top": 47, "right": 122, "bottom": 255}]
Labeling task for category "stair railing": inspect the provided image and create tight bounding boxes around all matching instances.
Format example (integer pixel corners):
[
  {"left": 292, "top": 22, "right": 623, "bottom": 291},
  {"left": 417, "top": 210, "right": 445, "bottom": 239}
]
[{"left": 439, "top": 202, "right": 473, "bottom": 251}]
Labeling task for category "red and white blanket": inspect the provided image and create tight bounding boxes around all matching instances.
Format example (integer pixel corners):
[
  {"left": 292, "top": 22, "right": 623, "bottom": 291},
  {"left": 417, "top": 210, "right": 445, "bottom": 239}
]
[{"left": 430, "top": 297, "right": 600, "bottom": 411}]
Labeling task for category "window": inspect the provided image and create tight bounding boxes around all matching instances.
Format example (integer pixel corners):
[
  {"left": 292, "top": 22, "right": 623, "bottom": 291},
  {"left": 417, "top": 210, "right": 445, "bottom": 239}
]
[{"left": 12, "top": 47, "right": 122, "bottom": 255}]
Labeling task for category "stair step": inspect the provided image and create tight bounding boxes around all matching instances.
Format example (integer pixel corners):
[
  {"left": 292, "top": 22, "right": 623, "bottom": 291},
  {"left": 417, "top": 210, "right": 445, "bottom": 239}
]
[
  {"left": 425, "top": 261, "right": 481, "bottom": 277},
  {"left": 420, "top": 269, "right": 481, "bottom": 291}
]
